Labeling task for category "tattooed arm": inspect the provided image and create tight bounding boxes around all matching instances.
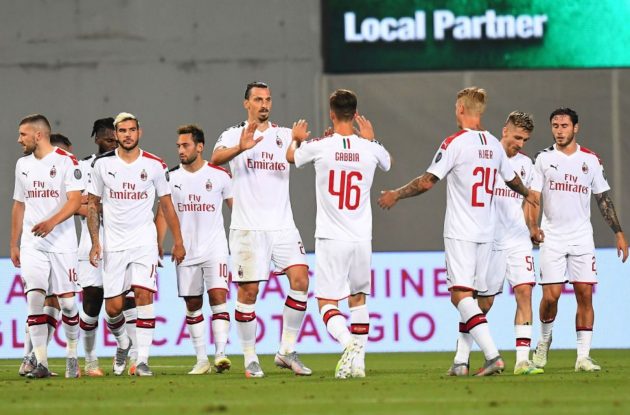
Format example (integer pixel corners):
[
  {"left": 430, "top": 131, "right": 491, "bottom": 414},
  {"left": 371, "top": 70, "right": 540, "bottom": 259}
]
[
  {"left": 87, "top": 194, "right": 102, "bottom": 267},
  {"left": 377, "top": 172, "right": 439, "bottom": 210},
  {"left": 594, "top": 191, "right": 628, "bottom": 262},
  {"left": 505, "top": 175, "right": 539, "bottom": 208}
]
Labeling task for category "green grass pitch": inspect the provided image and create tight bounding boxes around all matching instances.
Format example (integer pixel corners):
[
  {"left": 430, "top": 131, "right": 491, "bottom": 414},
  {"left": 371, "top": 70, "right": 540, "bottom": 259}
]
[{"left": 1, "top": 350, "right": 629, "bottom": 415}]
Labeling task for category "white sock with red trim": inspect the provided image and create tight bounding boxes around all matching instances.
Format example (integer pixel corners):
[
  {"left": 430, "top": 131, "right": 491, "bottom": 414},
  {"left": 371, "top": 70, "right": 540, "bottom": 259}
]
[
  {"left": 454, "top": 318, "right": 473, "bottom": 364},
  {"left": 235, "top": 302, "right": 258, "bottom": 366},
  {"left": 27, "top": 291, "right": 48, "bottom": 368},
  {"left": 321, "top": 304, "right": 352, "bottom": 349},
  {"left": 457, "top": 297, "right": 499, "bottom": 360},
  {"left": 136, "top": 304, "right": 155, "bottom": 365},
  {"left": 43, "top": 305, "right": 60, "bottom": 345},
  {"left": 280, "top": 289, "right": 307, "bottom": 354},
  {"left": 515, "top": 324, "right": 532, "bottom": 363},
  {"left": 123, "top": 307, "right": 138, "bottom": 361},
  {"left": 105, "top": 312, "right": 130, "bottom": 350},
  {"left": 211, "top": 303, "right": 230, "bottom": 356},
  {"left": 576, "top": 326, "right": 593, "bottom": 359},
  {"left": 186, "top": 309, "right": 207, "bottom": 363},
  {"left": 80, "top": 311, "right": 99, "bottom": 362},
  {"left": 59, "top": 297, "right": 79, "bottom": 359}
]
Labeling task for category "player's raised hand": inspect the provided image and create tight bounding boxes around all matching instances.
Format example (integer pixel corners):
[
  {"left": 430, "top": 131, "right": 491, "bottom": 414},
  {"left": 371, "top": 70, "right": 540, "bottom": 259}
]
[
  {"left": 238, "top": 122, "right": 263, "bottom": 151},
  {"left": 378, "top": 190, "right": 399, "bottom": 210},
  {"left": 89, "top": 243, "right": 101, "bottom": 267},
  {"left": 171, "top": 242, "right": 186, "bottom": 265},
  {"left": 292, "top": 119, "right": 311, "bottom": 143},
  {"left": 31, "top": 219, "right": 56, "bottom": 238},
  {"left": 354, "top": 113, "right": 375, "bottom": 140},
  {"left": 616, "top": 232, "right": 628, "bottom": 263}
]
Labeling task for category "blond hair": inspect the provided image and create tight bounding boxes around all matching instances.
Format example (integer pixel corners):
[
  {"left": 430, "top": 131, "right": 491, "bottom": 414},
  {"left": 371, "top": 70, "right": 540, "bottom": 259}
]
[
  {"left": 505, "top": 111, "right": 534, "bottom": 132},
  {"left": 456, "top": 87, "right": 487, "bottom": 115}
]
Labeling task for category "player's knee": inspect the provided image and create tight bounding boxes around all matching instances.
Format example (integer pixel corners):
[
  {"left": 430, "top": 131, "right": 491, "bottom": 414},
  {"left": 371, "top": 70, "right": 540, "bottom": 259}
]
[
  {"left": 207, "top": 289, "right": 227, "bottom": 306},
  {"left": 58, "top": 296, "right": 76, "bottom": 314},
  {"left": 238, "top": 283, "right": 259, "bottom": 303},
  {"left": 82, "top": 299, "right": 102, "bottom": 317},
  {"left": 184, "top": 296, "right": 203, "bottom": 311}
]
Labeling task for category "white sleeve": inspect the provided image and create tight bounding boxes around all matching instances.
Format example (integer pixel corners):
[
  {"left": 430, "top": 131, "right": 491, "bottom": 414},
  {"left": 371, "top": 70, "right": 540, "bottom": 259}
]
[
  {"left": 530, "top": 155, "right": 544, "bottom": 192},
  {"left": 592, "top": 161, "right": 611, "bottom": 194},
  {"left": 524, "top": 159, "right": 534, "bottom": 188},
  {"left": 294, "top": 141, "right": 318, "bottom": 168},
  {"left": 373, "top": 141, "right": 391, "bottom": 172},
  {"left": 64, "top": 159, "right": 85, "bottom": 193},
  {"left": 154, "top": 165, "right": 172, "bottom": 197},
  {"left": 498, "top": 147, "right": 516, "bottom": 183},
  {"left": 88, "top": 161, "right": 104, "bottom": 197},
  {"left": 222, "top": 174, "right": 233, "bottom": 200},
  {"left": 13, "top": 162, "right": 24, "bottom": 202},
  {"left": 214, "top": 128, "right": 238, "bottom": 151},
  {"left": 426, "top": 141, "right": 456, "bottom": 180}
]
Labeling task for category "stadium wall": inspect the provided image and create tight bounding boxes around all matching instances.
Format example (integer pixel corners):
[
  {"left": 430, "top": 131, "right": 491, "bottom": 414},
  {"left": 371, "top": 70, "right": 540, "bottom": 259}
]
[{"left": 1, "top": 1, "right": 628, "bottom": 255}]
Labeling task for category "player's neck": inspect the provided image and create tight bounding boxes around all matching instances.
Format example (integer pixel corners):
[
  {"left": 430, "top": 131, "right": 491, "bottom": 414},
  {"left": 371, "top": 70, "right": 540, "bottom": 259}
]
[
  {"left": 33, "top": 142, "right": 54, "bottom": 159},
  {"left": 333, "top": 122, "right": 354, "bottom": 136},
  {"left": 116, "top": 146, "right": 141, "bottom": 163},
  {"left": 182, "top": 156, "right": 205, "bottom": 173},
  {"left": 555, "top": 140, "right": 578, "bottom": 155},
  {"left": 249, "top": 119, "right": 270, "bottom": 132},
  {"left": 459, "top": 114, "right": 484, "bottom": 131}
]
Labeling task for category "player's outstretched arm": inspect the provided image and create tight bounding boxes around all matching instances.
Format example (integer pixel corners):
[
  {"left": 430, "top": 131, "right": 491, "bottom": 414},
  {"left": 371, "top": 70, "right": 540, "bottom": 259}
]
[
  {"left": 378, "top": 172, "right": 439, "bottom": 210},
  {"left": 594, "top": 191, "right": 628, "bottom": 262},
  {"left": 10, "top": 200, "right": 25, "bottom": 268},
  {"left": 158, "top": 194, "right": 186, "bottom": 265},
  {"left": 87, "top": 193, "right": 102, "bottom": 267},
  {"left": 505, "top": 175, "right": 538, "bottom": 207},
  {"left": 525, "top": 190, "right": 544, "bottom": 245},
  {"left": 286, "top": 119, "right": 310, "bottom": 164},
  {"left": 31, "top": 190, "right": 82, "bottom": 238},
  {"left": 210, "top": 122, "right": 262, "bottom": 166}
]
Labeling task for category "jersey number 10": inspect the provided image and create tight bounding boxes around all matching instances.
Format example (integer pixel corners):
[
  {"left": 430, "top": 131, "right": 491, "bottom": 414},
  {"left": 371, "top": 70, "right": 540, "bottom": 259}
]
[
  {"left": 471, "top": 167, "right": 497, "bottom": 207},
  {"left": 329, "top": 170, "right": 362, "bottom": 210}
]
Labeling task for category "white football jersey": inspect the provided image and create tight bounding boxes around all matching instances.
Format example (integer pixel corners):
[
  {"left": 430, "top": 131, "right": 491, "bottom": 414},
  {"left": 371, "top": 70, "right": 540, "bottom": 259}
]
[
  {"left": 530, "top": 144, "right": 609, "bottom": 245},
  {"left": 88, "top": 148, "right": 171, "bottom": 252},
  {"left": 426, "top": 129, "right": 516, "bottom": 243},
  {"left": 492, "top": 152, "right": 533, "bottom": 250},
  {"left": 294, "top": 133, "right": 391, "bottom": 241},
  {"left": 13, "top": 147, "right": 84, "bottom": 253},
  {"left": 168, "top": 162, "right": 232, "bottom": 266},
  {"left": 214, "top": 121, "right": 296, "bottom": 231}
]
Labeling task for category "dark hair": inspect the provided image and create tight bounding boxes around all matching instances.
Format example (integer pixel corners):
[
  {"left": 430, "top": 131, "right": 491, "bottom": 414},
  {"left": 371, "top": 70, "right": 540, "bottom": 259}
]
[
  {"left": 19, "top": 114, "right": 51, "bottom": 131},
  {"left": 177, "top": 124, "right": 205, "bottom": 144},
  {"left": 91, "top": 117, "right": 115, "bottom": 138},
  {"left": 549, "top": 107, "right": 578, "bottom": 125},
  {"left": 329, "top": 89, "right": 357, "bottom": 121},
  {"left": 244, "top": 81, "right": 269, "bottom": 99},
  {"left": 50, "top": 133, "right": 72, "bottom": 148}
]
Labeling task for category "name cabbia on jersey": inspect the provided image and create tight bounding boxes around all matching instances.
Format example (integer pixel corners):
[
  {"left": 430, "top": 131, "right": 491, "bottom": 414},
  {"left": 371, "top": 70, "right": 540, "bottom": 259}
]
[
  {"left": 88, "top": 149, "right": 170, "bottom": 251},
  {"left": 426, "top": 129, "right": 515, "bottom": 243},
  {"left": 530, "top": 144, "right": 610, "bottom": 245},
  {"left": 13, "top": 147, "right": 84, "bottom": 253},
  {"left": 214, "top": 121, "right": 296, "bottom": 231},
  {"left": 492, "top": 152, "right": 533, "bottom": 250},
  {"left": 169, "top": 162, "right": 232, "bottom": 266},
  {"left": 294, "top": 133, "right": 391, "bottom": 241}
]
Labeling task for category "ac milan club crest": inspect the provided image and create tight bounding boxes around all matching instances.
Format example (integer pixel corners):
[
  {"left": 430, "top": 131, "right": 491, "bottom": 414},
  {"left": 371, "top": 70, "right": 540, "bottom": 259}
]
[
  {"left": 206, "top": 179, "right": 213, "bottom": 191},
  {"left": 50, "top": 165, "right": 57, "bottom": 178},
  {"left": 238, "top": 265, "right": 244, "bottom": 278},
  {"left": 521, "top": 166, "right": 526, "bottom": 178},
  {"left": 582, "top": 162, "right": 589, "bottom": 174},
  {"left": 140, "top": 169, "right": 148, "bottom": 181},
  {"left": 276, "top": 135, "right": 283, "bottom": 148}
]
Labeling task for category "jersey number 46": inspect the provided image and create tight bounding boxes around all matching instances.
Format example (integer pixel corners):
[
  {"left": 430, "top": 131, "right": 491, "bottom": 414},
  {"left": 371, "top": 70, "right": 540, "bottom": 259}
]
[{"left": 329, "top": 170, "right": 362, "bottom": 210}]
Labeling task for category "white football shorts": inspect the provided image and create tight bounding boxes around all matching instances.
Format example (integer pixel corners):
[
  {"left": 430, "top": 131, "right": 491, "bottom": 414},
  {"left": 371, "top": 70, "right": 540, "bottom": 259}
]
[
  {"left": 176, "top": 257, "right": 229, "bottom": 297},
  {"left": 78, "top": 259, "right": 103, "bottom": 288},
  {"left": 482, "top": 246, "right": 536, "bottom": 296},
  {"left": 102, "top": 245, "right": 159, "bottom": 298},
  {"left": 539, "top": 241, "right": 597, "bottom": 285},
  {"left": 444, "top": 238, "right": 492, "bottom": 293},
  {"left": 20, "top": 247, "right": 80, "bottom": 296},
  {"left": 314, "top": 238, "right": 372, "bottom": 301}
]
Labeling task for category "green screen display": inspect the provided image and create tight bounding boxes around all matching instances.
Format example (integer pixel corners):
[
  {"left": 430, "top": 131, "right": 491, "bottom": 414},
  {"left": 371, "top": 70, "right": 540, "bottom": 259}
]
[{"left": 322, "top": 0, "right": 630, "bottom": 73}]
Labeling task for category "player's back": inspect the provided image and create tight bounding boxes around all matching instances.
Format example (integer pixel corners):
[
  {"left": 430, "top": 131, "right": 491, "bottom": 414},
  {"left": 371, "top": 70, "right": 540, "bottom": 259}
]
[
  {"left": 295, "top": 133, "right": 391, "bottom": 241},
  {"left": 427, "top": 129, "right": 513, "bottom": 243}
]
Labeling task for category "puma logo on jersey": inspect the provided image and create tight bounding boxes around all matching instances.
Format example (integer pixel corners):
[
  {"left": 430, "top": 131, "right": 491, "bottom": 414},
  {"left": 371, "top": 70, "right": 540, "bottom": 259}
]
[
  {"left": 22, "top": 171, "right": 29, "bottom": 178},
  {"left": 549, "top": 164, "right": 558, "bottom": 170},
  {"left": 174, "top": 184, "right": 182, "bottom": 190},
  {"left": 108, "top": 171, "right": 117, "bottom": 178}
]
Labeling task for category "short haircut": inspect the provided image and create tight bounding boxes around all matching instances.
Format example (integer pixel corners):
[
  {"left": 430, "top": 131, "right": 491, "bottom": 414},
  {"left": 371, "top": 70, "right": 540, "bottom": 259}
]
[
  {"left": 549, "top": 107, "right": 578, "bottom": 125},
  {"left": 244, "top": 81, "right": 269, "bottom": 99},
  {"left": 91, "top": 117, "right": 115, "bottom": 138},
  {"left": 177, "top": 124, "right": 205, "bottom": 144},
  {"left": 456, "top": 87, "right": 487, "bottom": 115},
  {"left": 329, "top": 89, "right": 357, "bottom": 122},
  {"left": 19, "top": 114, "right": 51, "bottom": 133},
  {"left": 50, "top": 133, "right": 72, "bottom": 148},
  {"left": 505, "top": 111, "right": 534, "bottom": 133},
  {"left": 113, "top": 112, "right": 139, "bottom": 128}
]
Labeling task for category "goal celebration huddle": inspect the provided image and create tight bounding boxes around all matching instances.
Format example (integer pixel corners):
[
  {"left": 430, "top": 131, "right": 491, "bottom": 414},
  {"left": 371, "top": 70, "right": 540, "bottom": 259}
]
[{"left": 11, "top": 83, "right": 627, "bottom": 380}]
